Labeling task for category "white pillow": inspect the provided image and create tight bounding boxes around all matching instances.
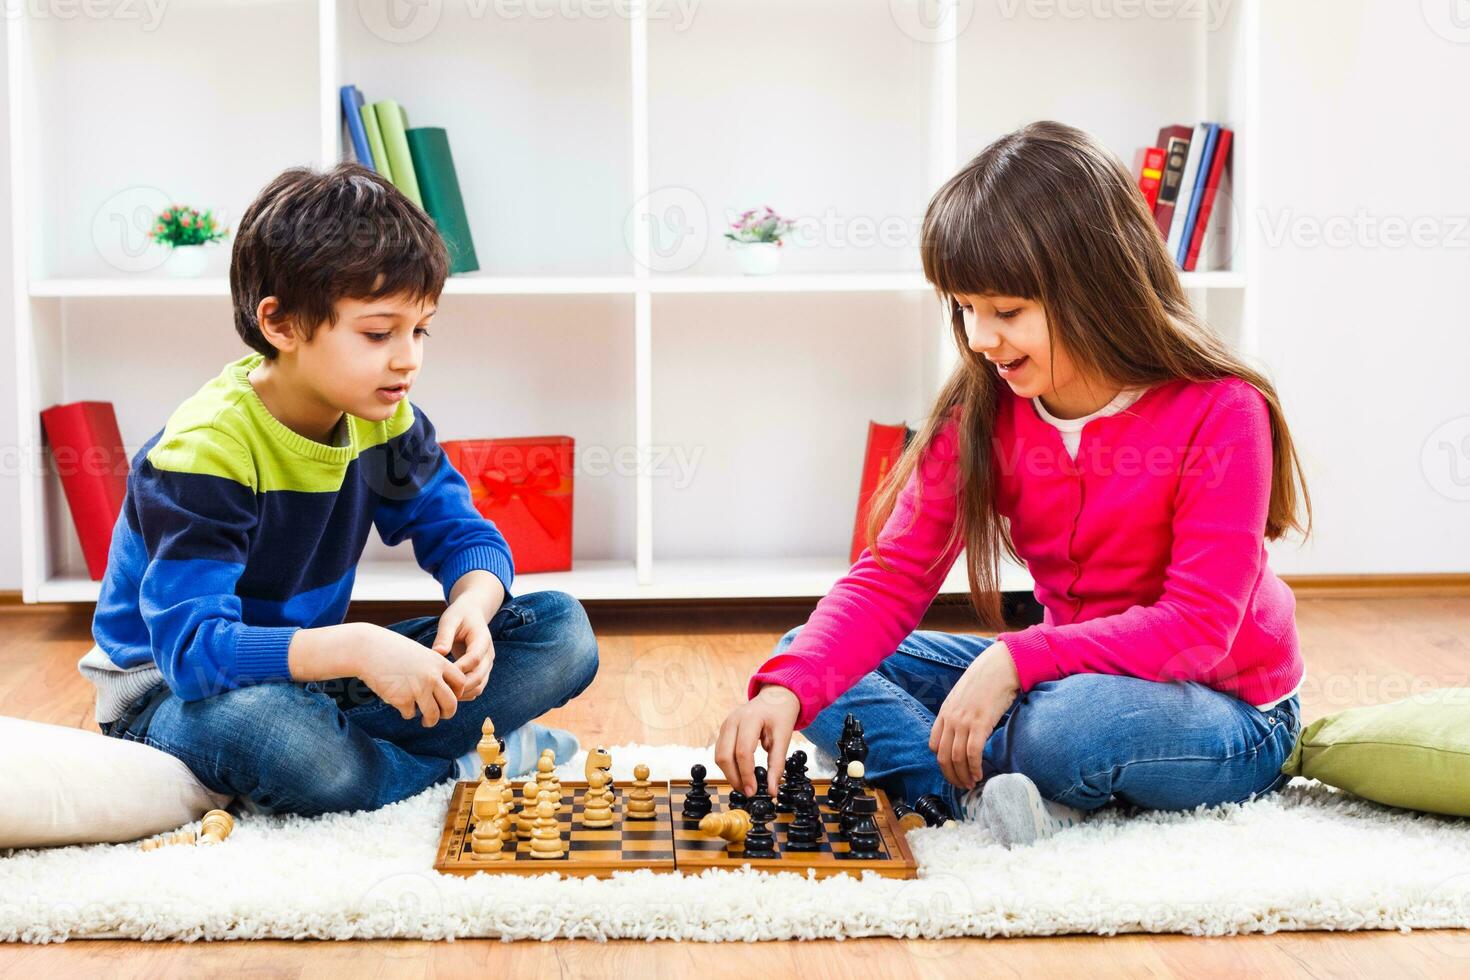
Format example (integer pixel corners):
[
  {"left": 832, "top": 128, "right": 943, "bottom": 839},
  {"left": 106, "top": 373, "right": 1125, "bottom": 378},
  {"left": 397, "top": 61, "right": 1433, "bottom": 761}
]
[{"left": 0, "top": 715, "right": 231, "bottom": 849}]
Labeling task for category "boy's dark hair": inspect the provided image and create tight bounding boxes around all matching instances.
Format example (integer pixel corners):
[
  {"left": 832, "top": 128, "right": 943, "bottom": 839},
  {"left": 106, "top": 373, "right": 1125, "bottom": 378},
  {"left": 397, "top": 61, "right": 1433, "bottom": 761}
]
[{"left": 230, "top": 163, "right": 448, "bottom": 358}]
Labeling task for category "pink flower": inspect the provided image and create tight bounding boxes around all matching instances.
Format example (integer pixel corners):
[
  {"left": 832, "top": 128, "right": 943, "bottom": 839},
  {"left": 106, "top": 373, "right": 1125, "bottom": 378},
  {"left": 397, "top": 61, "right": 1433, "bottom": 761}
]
[{"left": 181, "top": 215, "right": 192, "bottom": 227}]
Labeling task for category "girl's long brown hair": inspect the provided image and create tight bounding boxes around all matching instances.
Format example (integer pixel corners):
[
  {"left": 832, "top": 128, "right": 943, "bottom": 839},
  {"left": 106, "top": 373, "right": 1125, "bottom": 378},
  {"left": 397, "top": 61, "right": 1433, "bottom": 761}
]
[{"left": 866, "top": 120, "right": 1311, "bottom": 630}]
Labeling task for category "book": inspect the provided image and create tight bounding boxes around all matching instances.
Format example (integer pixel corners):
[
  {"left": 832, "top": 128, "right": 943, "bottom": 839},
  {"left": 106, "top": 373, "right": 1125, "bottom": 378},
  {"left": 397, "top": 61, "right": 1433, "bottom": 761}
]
[
  {"left": 339, "top": 84, "right": 374, "bottom": 171},
  {"left": 1175, "top": 123, "right": 1220, "bottom": 267},
  {"left": 373, "top": 99, "right": 423, "bottom": 206},
  {"left": 1152, "top": 125, "right": 1193, "bottom": 239},
  {"left": 850, "top": 421, "right": 914, "bottom": 564},
  {"left": 360, "top": 103, "right": 393, "bottom": 182},
  {"left": 407, "top": 127, "right": 480, "bottom": 275},
  {"left": 39, "top": 401, "right": 129, "bottom": 580},
  {"left": 1135, "top": 146, "right": 1165, "bottom": 211},
  {"left": 1183, "top": 127, "right": 1233, "bottom": 272},
  {"left": 1165, "top": 123, "right": 1210, "bottom": 263}
]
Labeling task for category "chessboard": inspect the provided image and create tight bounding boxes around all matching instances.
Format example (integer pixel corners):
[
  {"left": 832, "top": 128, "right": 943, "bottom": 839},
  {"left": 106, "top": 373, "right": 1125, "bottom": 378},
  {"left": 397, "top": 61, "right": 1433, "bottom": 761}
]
[
  {"left": 435, "top": 780, "right": 676, "bottom": 878},
  {"left": 434, "top": 778, "right": 918, "bottom": 880}
]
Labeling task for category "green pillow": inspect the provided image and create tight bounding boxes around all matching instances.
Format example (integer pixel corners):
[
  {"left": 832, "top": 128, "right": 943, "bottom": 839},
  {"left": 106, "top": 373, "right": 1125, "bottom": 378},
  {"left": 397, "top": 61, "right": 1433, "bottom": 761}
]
[{"left": 1282, "top": 688, "right": 1470, "bottom": 816}]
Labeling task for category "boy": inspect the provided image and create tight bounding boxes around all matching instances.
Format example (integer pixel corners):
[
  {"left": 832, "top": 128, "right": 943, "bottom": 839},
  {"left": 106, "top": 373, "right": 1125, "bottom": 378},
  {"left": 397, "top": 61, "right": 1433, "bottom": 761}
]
[{"left": 79, "top": 163, "right": 598, "bottom": 816}]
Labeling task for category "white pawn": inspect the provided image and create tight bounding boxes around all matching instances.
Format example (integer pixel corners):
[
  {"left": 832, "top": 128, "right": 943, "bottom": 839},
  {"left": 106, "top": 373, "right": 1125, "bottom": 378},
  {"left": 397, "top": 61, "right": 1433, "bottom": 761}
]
[
  {"left": 583, "top": 769, "right": 614, "bottom": 828},
  {"left": 516, "top": 779, "right": 538, "bottom": 839},
  {"left": 470, "top": 779, "right": 505, "bottom": 861},
  {"left": 529, "top": 795, "right": 564, "bottom": 859},
  {"left": 536, "top": 750, "right": 564, "bottom": 812},
  {"left": 627, "top": 763, "right": 657, "bottom": 820}
]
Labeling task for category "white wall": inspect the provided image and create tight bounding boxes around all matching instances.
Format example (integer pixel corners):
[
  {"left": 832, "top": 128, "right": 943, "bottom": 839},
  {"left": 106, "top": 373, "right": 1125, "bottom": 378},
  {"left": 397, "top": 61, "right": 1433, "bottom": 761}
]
[
  {"left": 1258, "top": 0, "right": 1470, "bottom": 574},
  {"left": 0, "top": 1, "right": 1464, "bottom": 592},
  {"left": 0, "top": 35, "right": 19, "bottom": 590}
]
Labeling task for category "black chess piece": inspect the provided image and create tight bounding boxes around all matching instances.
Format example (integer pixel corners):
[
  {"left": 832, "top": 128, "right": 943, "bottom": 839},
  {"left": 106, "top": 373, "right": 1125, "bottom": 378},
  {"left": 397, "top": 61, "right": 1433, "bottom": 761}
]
[
  {"left": 750, "top": 765, "right": 775, "bottom": 813},
  {"left": 744, "top": 792, "right": 779, "bottom": 859},
  {"left": 912, "top": 793, "right": 954, "bottom": 827},
  {"left": 785, "top": 785, "right": 822, "bottom": 852},
  {"left": 845, "top": 795, "right": 882, "bottom": 858},
  {"left": 826, "top": 728, "right": 855, "bottom": 809},
  {"left": 776, "top": 750, "right": 808, "bottom": 813},
  {"left": 682, "top": 763, "right": 713, "bottom": 821},
  {"left": 837, "top": 761, "right": 870, "bottom": 840},
  {"left": 727, "top": 787, "right": 749, "bottom": 812}
]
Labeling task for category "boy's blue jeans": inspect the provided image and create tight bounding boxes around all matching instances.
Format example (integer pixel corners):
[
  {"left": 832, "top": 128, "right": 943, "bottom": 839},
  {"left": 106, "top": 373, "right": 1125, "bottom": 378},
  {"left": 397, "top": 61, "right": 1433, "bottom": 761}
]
[
  {"left": 788, "top": 625, "right": 1302, "bottom": 816},
  {"left": 99, "top": 590, "right": 599, "bottom": 817}
]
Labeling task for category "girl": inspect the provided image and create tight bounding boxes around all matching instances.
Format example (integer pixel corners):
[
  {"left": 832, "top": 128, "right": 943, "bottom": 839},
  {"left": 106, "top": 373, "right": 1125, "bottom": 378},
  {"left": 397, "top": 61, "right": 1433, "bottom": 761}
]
[{"left": 713, "top": 121, "right": 1311, "bottom": 848}]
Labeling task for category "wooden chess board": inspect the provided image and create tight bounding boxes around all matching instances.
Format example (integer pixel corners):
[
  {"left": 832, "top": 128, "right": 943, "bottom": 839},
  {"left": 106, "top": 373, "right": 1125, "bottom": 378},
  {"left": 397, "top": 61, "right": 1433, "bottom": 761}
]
[
  {"left": 435, "top": 780, "right": 675, "bottom": 878},
  {"left": 434, "top": 778, "right": 918, "bottom": 880}
]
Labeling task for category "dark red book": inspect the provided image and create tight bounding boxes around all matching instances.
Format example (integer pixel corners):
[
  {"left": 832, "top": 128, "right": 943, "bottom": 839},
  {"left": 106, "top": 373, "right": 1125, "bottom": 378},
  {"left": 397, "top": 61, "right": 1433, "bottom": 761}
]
[
  {"left": 1183, "top": 126, "right": 1234, "bottom": 272},
  {"left": 850, "top": 421, "right": 913, "bottom": 564},
  {"left": 442, "top": 436, "right": 574, "bottom": 573},
  {"left": 1134, "top": 146, "right": 1165, "bottom": 210},
  {"left": 40, "top": 401, "right": 129, "bottom": 580},
  {"left": 1152, "top": 125, "right": 1193, "bottom": 239}
]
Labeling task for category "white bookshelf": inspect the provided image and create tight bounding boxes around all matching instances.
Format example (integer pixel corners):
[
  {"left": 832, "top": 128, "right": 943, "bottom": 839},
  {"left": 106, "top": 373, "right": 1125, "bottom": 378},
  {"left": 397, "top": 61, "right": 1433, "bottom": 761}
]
[{"left": 6, "top": 0, "right": 1257, "bottom": 604}]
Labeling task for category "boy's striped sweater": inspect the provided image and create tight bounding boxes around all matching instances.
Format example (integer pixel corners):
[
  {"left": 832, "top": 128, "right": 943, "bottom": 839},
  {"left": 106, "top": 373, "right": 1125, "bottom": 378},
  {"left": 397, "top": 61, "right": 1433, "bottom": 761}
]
[{"left": 80, "top": 353, "right": 514, "bottom": 724}]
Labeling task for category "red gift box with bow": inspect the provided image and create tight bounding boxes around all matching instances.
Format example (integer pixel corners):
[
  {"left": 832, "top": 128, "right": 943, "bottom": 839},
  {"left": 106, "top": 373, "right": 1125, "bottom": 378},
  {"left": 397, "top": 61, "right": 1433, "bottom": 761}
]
[{"left": 442, "top": 436, "right": 574, "bottom": 574}]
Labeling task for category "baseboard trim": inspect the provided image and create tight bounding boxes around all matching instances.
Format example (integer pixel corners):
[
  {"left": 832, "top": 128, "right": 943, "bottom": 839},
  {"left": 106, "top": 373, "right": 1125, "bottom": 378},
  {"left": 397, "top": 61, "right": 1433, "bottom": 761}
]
[
  {"left": 1, "top": 573, "right": 1467, "bottom": 611},
  {"left": 1279, "top": 573, "right": 1470, "bottom": 598}
]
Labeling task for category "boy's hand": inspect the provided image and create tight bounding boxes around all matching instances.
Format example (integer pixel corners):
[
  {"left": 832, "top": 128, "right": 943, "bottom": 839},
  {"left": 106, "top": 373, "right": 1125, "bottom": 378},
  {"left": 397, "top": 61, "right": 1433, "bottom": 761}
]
[
  {"left": 432, "top": 594, "right": 494, "bottom": 701},
  {"left": 356, "top": 625, "right": 470, "bottom": 727},
  {"left": 714, "top": 684, "right": 801, "bottom": 798},
  {"left": 930, "top": 641, "right": 1021, "bottom": 790}
]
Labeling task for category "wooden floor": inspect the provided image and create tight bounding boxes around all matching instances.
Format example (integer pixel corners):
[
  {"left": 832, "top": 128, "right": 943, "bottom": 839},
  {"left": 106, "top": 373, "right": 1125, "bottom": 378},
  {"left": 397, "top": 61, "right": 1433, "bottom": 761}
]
[{"left": 4, "top": 593, "right": 1470, "bottom": 975}]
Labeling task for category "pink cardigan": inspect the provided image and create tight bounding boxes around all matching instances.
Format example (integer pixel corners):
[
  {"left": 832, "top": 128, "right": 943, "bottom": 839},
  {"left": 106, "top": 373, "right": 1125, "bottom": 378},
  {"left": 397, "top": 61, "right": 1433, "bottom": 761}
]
[{"left": 749, "top": 377, "right": 1305, "bottom": 729}]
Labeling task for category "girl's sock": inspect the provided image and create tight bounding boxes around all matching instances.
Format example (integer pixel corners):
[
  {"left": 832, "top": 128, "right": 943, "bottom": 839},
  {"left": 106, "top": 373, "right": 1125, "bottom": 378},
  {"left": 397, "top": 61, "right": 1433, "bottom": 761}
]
[
  {"left": 978, "top": 772, "right": 1085, "bottom": 848},
  {"left": 454, "top": 722, "right": 580, "bottom": 781}
]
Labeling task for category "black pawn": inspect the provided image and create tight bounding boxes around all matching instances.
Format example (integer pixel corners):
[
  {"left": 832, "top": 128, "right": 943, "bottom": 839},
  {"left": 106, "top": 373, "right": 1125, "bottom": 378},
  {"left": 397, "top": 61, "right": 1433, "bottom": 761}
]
[
  {"left": 750, "top": 765, "right": 776, "bottom": 814},
  {"left": 682, "top": 763, "right": 712, "bottom": 821},
  {"left": 785, "top": 787, "right": 822, "bottom": 852},
  {"left": 912, "top": 793, "right": 954, "bottom": 827},
  {"left": 845, "top": 795, "right": 882, "bottom": 858},
  {"left": 776, "top": 750, "right": 808, "bottom": 813},
  {"left": 727, "top": 787, "right": 748, "bottom": 812},
  {"left": 744, "top": 793, "right": 778, "bottom": 859},
  {"left": 838, "top": 763, "right": 870, "bottom": 840}
]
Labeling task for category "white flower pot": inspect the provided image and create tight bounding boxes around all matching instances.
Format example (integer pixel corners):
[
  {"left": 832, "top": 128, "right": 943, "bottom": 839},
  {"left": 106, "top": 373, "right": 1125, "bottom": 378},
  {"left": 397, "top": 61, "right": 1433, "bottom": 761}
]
[
  {"left": 732, "top": 241, "right": 783, "bottom": 276},
  {"left": 165, "top": 245, "right": 209, "bottom": 278}
]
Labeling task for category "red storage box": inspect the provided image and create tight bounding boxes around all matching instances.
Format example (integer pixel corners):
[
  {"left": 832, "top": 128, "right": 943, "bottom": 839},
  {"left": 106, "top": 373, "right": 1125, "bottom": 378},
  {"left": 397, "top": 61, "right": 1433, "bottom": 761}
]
[{"left": 442, "top": 437, "right": 574, "bottom": 574}]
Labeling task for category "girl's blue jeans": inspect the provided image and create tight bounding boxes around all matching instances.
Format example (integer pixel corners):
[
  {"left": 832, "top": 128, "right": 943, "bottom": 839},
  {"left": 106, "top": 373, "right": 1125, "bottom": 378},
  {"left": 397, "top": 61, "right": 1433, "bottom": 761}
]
[
  {"left": 99, "top": 590, "right": 599, "bottom": 817},
  {"left": 788, "top": 625, "right": 1302, "bottom": 815}
]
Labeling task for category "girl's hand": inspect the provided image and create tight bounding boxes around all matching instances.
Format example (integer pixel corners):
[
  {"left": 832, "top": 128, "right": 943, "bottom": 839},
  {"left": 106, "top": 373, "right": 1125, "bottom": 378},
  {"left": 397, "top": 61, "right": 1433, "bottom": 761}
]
[
  {"left": 432, "top": 595, "right": 494, "bottom": 701},
  {"left": 930, "top": 641, "right": 1021, "bottom": 790},
  {"left": 715, "top": 684, "right": 801, "bottom": 798}
]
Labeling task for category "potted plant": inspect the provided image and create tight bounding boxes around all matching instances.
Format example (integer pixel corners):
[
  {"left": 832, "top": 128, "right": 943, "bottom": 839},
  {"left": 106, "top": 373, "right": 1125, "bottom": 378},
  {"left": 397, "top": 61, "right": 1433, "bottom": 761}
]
[
  {"left": 150, "top": 204, "right": 229, "bottom": 277},
  {"left": 724, "top": 205, "right": 794, "bottom": 275}
]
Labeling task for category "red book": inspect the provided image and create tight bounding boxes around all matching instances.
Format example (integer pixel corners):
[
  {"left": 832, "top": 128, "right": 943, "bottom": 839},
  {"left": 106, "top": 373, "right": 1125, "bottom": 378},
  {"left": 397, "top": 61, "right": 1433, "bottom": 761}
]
[
  {"left": 1183, "top": 126, "right": 1234, "bottom": 272},
  {"left": 850, "top": 421, "right": 913, "bottom": 565},
  {"left": 1134, "top": 146, "right": 1166, "bottom": 210},
  {"left": 40, "top": 401, "right": 129, "bottom": 580},
  {"left": 1152, "top": 125, "right": 1193, "bottom": 239},
  {"left": 441, "top": 436, "right": 574, "bottom": 574}
]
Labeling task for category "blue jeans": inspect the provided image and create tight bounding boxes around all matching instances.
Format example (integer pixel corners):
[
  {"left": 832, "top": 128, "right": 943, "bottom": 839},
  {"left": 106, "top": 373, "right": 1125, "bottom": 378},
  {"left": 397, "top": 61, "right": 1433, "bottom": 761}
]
[
  {"left": 100, "top": 590, "right": 599, "bottom": 817},
  {"left": 785, "top": 626, "right": 1302, "bottom": 815}
]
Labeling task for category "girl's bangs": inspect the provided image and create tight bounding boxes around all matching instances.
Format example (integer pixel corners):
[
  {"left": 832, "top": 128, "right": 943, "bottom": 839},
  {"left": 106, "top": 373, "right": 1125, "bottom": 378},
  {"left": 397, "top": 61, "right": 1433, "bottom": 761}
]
[{"left": 922, "top": 181, "right": 1043, "bottom": 304}]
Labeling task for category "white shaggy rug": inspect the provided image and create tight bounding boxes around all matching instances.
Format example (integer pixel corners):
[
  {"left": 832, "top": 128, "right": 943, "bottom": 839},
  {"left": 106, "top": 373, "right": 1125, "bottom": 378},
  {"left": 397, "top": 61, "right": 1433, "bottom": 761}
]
[{"left": 5, "top": 740, "right": 1470, "bottom": 944}]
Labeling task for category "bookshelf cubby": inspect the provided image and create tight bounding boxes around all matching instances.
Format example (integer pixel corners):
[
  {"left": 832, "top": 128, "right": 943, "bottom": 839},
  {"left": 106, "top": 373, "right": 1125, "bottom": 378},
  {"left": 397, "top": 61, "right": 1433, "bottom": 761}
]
[{"left": 7, "top": 0, "right": 1257, "bottom": 602}]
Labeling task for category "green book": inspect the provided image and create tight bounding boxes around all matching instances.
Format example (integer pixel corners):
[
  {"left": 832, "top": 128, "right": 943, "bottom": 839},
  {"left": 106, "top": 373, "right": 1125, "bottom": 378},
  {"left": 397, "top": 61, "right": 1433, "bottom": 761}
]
[
  {"left": 359, "top": 104, "right": 392, "bottom": 182},
  {"left": 372, "top": 99, "right": 422, "bottom": 207},
  {"left": 407, "top": 127, "right": 480, "bottom": 275}
]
